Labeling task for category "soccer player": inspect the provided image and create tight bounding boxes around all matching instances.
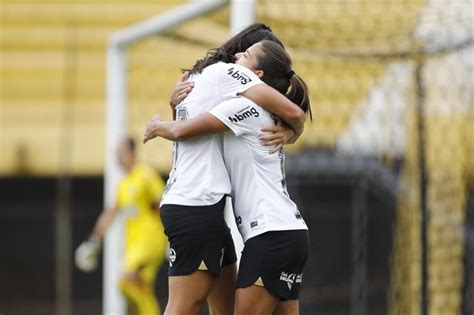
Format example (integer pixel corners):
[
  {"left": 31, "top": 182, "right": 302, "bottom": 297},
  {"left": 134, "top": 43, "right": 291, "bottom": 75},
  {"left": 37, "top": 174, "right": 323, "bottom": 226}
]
[
  {"left": 143, "top": 40, "right": 311, "bottom": 315},
  {"left": 144, "top": 24, "right": 307, "bottom": 315},
  {"left": 75, "top": 137, "right": 167, "bottom": 315}
]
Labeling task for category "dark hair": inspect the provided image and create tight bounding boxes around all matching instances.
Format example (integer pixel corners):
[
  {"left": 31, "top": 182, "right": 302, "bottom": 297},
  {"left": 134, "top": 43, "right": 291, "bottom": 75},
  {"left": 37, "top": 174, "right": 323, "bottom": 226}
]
[
  {"left": 125, "top": 137, "right": 135, "bottom": 153},
  {"left": 188, "top": 23, "right": 283, "bottom": 74},
  {"left": 256, "top": 40, "right": 312, "bottom": 120}
]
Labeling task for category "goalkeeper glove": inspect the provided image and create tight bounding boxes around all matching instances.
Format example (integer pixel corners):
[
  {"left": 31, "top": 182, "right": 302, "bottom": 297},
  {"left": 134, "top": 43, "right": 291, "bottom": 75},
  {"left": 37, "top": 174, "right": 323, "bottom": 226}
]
[{"left": 75, "top": 236, "right": 101, "bottom": 272}]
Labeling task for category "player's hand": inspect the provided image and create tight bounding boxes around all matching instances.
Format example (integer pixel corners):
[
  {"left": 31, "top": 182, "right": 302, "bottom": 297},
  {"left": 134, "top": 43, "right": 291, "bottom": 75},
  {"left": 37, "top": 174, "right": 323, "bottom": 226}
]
[
  {"left": 259, "top": 116, "right": 295, "bottom": 154},
  {"left": 143, "top": 114, "right": 162, "bottom": 143},
  {"left": 169, "top": 71, "right": 194, "bottom": 108},
  {"left": 75, "top": 237, "right": 101, "bottom": 272}
]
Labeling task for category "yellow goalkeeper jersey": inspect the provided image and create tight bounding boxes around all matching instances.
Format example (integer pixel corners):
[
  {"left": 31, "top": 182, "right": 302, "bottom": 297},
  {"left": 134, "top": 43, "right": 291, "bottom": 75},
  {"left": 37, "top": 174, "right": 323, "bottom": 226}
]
[{"left": 116, "top": 163, "right": 166, "bottom": 250}]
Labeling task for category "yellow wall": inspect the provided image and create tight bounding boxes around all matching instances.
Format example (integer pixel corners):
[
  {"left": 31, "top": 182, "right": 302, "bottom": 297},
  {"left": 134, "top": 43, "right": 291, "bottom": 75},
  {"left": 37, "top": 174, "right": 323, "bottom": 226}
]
[
  {"left": 0, "top": 0, "right": 228, "bottom": 175},
  {"left": 1, "top": 0, "right": 429, "bottom": 176}
]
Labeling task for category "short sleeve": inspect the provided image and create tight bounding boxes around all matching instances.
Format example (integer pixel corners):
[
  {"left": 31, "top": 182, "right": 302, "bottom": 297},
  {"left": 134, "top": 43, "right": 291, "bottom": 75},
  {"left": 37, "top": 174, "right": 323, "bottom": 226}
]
[
  {"left": 209, "top": 98, "right": 262, "bottom": 137},
  {"left": 216, "top": 63, "right": 263, "bottom": 99}
]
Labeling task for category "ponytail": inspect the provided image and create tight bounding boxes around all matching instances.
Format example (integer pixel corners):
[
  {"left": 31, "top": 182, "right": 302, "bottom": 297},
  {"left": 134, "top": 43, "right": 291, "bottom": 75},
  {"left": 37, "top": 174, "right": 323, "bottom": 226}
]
[
  {"left": 257, "top": 40, "right": 312, "bottom": 120},
  {"left": 287, "top": 74, "right": 312, "bottom": 121}
]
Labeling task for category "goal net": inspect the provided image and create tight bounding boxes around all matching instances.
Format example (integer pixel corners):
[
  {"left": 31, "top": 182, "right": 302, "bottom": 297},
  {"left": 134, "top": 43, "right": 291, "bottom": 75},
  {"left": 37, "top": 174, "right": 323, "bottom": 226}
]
[{"left": 107, "top": 1, "right": 473, "bottom": 315}]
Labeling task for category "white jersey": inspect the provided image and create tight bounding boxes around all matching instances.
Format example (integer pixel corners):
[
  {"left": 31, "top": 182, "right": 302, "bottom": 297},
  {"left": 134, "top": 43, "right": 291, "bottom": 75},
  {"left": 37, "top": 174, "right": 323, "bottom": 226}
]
[
  {"left": 210, "top": 97, "right": 308, "bottom": 242},
  {"left": 161, "top": 62, "right": 263, "bottom": 206}
]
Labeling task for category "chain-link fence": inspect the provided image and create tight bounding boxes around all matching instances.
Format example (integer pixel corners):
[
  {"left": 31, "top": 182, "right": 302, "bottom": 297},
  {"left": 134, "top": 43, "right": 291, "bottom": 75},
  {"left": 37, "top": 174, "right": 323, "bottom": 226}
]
[{"left": 254, "top": 1, "right": 473, "bottom": 314}]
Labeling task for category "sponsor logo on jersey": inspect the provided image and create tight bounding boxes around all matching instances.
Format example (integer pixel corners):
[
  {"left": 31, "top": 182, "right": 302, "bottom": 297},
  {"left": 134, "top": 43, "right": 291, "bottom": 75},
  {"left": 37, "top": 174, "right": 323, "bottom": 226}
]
[
  {"left": 169, "top": 248, "right": 177, "bottom": 267},
  {"left": 280, "top": 272, "right": 303, "bottom": 290},
  {"left": 228, "top": 106, "right": 259, "bottom": 123},
  {"left": 250, "top": 220, "right": 258, "bottom": 228},
  {"left": 227, "top": 67, "right": 253, "bottom": 85}
]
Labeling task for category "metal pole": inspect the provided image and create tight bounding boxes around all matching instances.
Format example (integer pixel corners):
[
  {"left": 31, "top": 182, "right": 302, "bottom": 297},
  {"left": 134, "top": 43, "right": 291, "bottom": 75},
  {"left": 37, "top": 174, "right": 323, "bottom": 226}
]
[
  {"left": 415, "top": 61, "right": 429, "bottom": 315},
  {"left": 55, "top": 22, "right": 78, "bottom": 315},
  {"left": 104, "top": 42, "right": 127, "bottom": 315},
  {"left": 225, "top": 0, "right": 256, "bottom": 263},
  {"left": 351, "top": 178, "right": 368, "bottom": 315},
  {"left": 230, "top": 0, "right": 255, "bottom": 35},
  {"left": 111, "top": 0, "right": 228, "bottom": 47}
]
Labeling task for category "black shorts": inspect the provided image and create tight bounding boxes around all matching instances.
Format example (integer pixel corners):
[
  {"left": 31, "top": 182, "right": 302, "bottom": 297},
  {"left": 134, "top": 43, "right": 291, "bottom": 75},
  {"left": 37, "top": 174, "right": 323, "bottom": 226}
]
[
  {"left": 236, "top": 230, "right": 310, "bottom": 300},
  {"left": 160, "top": 196, "right": 237, "bottom": 277}
]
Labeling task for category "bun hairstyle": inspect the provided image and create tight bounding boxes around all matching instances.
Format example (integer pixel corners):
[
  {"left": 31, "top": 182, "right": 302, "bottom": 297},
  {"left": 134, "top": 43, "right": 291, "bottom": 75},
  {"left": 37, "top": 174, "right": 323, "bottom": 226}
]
[
  {"left": 256, "top": 40, "right": 312, "bottom": 120},
  {"left": 188, "top": 23, "right": 284, "bottom": 74}
]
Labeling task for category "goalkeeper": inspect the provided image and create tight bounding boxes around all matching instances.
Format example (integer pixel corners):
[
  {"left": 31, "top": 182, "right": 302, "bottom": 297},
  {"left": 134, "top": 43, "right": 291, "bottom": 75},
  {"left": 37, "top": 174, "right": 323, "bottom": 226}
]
[{"left": 75, "top": 137, "right": 167, "bottom": 315}]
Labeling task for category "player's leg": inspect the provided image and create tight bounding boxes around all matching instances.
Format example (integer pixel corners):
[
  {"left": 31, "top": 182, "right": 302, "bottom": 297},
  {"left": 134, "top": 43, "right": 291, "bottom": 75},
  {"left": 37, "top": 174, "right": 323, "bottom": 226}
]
[
  {"left": 165, "top": 270, "right": 215, "bottom": 315},
  {"left": 147, "top": 234, "right": 168, "bottom": 315},
  {"left": 208, "top": 226, "right": 238, "bottom": 315},
  {"left": 119, "top": 276, "right": 139, "bottom": 315},
  {"left": 272, "top": 300, "right": 299, "bottom": 315},
  {"left": 235, "top": 284, "right": 279, "bottom": 315},
  {"left": 272, "top": 230, "right": 309, "bottom": 315},
  {"left": 161, "top": 197, "right": 230, "bottom": 315},
  {"left": 119, "top": 270, "right": 159, "bottom": 315},
  {"left": 208, "top": 263, "right": 237, "bottom": 315},
  {"left": 234, "top": 232, "right": 278, "bottom": 315},
  {"left": 119, "top": 244, "right": 163, "bottom": 315},
  {"left": 235, "top": 230, "right": 309, "bottom": 315},
  {"left": 164, "top": 237, "right": 228, "bottom": 315}
]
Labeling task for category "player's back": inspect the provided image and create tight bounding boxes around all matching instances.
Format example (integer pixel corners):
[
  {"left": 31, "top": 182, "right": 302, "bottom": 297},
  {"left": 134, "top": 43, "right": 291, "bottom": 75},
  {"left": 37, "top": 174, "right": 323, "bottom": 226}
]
[
  {"left": 162, "top": 62, "right": 262, "bottom": 207},
  {"left": 210, "top": 97, "right": 307, "bottom": 242}
]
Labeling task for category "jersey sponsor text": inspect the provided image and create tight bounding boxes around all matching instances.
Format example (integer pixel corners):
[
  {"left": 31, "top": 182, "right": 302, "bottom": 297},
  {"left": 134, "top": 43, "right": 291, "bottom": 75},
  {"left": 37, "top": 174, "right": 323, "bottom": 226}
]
[
  {"left": 228, "top": 106, "right": 259, "bottom": 123},
  {"left": 227, "top": 67, "right": 253, "bottom": 85}
]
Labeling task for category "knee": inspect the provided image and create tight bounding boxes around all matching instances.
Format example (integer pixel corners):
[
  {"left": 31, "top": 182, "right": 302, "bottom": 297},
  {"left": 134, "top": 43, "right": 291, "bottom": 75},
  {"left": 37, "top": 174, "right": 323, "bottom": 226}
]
[
  {"left": 118, "top": 277, "right": 133, "bottom": 296},
  {"left": 118, "top": 272, "right": 142, "bottom": 295}
]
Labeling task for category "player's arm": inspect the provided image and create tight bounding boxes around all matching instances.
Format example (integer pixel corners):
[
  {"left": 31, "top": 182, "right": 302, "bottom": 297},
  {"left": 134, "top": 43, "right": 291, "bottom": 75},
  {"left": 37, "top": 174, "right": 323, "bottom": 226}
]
[
  {"left": 143, "top": 113, "right": 227, "bottom": 143},
  {"left": 169, "top": 71, "right": 194, "bottom": 120},
  {"left": 259, "top": 116, "right": 296, "bottom": 153},
  {"left": 217, "top": 63, "right": 305, "bottom": 140},
  {"left": 144, "top": 99, "right": 295, "bottom": 153},
  {"left": 239, "top": 84, "right": 305, "bottom": 139},
  {"left": 75, "top": 206, "right": 118, "bottom": 272},
  {"left": 91, "top": 206, "right": 118, "bottom": 240}
]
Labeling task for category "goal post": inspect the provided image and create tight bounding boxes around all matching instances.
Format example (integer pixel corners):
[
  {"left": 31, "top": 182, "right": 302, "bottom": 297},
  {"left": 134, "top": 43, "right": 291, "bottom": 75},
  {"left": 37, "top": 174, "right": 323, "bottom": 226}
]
[{"left": 104, "top": 1, "right": 254, "bottom": 314}]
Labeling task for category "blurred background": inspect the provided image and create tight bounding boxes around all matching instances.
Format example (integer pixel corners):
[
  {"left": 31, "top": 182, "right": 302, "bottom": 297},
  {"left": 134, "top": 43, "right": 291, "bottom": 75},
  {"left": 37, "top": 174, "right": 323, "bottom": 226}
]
[{"left": 0, "top": 0, "right": 473, "bottom": 315}]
